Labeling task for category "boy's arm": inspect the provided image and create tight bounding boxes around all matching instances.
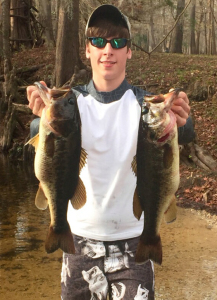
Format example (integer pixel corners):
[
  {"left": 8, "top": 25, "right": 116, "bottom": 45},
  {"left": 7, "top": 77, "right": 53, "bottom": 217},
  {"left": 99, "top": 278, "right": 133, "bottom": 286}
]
[
  {"left": 169, "top": 90, "right": 195, "bottom": 144},
  {"left": 178, "top": 116, "right": 195, "bottom": 145}
]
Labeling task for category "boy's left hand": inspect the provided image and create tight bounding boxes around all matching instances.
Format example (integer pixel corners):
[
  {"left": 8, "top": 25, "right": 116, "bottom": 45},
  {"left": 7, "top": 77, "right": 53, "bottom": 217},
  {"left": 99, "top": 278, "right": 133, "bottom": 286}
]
[{"left": 171, "top": 91, "right": 190, "bottom": 127}]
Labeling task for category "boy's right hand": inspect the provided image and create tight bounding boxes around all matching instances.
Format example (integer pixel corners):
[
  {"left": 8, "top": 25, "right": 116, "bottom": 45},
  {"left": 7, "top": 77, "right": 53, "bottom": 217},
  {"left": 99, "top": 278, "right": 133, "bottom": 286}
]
[{"left": 26, "top": 81, "right": 47, "bottom": 117}]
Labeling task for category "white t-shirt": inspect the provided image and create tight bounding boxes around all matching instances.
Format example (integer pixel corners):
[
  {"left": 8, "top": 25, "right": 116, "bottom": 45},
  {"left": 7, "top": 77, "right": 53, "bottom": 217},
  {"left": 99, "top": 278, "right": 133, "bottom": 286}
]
[{"left": 67, "top": 79, "right": 148, "bottom": 241}]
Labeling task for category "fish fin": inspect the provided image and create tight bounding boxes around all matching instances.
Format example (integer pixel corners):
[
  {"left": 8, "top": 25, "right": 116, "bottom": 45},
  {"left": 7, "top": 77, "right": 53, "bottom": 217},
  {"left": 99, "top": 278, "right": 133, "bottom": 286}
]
[
  {"left": 45, "top": 223, "right": 75, "bottom": 254},
  {"left": 45, "top": 132, "right": 55, "bottom": 157},
  {"left": 35, "top": 184, "right": 48, "bottom": 210},
  {"left": 131, "top": 155, "right": 137, "bottom": 176},
  {"left": 135, "top": 235, "right": 162, "bottom": 265},
  {"left": 25, "top": 133, "right": 39, "bottom": 151},
  {"left": 133, "top": 187, "right": 143, "bottom": 220},
  {"left": 79, "top": 148, "right": 87, "bottom": 173},
  {"left": 164, "top": 195, "right": 177, "bottom": 223},
  {"left": 163, "top": 144, "right": 173, "bottom": 169},
  {"left": 70, "top": 177, "right": 86, "bottom": 209}
]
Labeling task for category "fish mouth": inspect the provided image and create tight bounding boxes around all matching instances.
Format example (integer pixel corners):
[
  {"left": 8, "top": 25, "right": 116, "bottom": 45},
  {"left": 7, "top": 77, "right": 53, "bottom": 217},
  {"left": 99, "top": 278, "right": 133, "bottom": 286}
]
[
  {"left": 156, "top": 110, "right": 176, "bottom": 143},
  {"left": 34, "top": 82, "right": 51, "bottom": 106},
  {"left": 157, "top": 132, "right": 170, "bottom": 143}
]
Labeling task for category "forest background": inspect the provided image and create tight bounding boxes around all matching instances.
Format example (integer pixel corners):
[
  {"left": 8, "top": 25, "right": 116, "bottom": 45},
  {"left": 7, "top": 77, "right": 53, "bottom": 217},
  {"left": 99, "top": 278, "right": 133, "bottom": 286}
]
[{"left": 1, "top": 0, "right": 217, "bottom": 214}]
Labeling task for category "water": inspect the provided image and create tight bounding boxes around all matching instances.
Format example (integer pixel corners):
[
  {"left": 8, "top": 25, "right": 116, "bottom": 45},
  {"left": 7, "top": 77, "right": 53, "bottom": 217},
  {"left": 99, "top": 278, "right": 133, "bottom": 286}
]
[
  {"left": 0, "top": 154, "right": 217, "bottom": 300},
  {"left": 0, "top": 155, "right": 62, "bottom": 299}
]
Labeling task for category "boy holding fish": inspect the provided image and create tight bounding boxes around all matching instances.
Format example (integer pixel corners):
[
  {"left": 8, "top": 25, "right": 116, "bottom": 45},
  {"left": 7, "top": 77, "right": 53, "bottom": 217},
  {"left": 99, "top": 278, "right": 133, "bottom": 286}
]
[{"left": 27, "top": 4, "right": 193, "bottom": 300}]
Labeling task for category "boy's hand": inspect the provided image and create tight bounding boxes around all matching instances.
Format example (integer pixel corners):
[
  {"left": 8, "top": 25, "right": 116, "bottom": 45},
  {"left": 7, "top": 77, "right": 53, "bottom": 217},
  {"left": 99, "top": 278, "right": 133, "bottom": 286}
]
[
  {"left": 171, "top": 91, "right": 190, "bottom": 127},
  {"left": 26, "top": 81, "right": 47, "bottom": 117}
]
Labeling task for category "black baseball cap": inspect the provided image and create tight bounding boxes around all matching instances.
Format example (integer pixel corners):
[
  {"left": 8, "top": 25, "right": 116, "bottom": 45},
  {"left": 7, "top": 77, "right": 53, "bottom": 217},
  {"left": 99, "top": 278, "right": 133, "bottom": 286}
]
[{"left": 85, "top": 5, "right": 131, "bottom": 38}]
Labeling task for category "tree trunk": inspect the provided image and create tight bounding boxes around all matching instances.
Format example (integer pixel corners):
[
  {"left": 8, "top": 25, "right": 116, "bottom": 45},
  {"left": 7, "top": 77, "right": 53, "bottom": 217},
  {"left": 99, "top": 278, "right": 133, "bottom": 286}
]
[
  {"left": 149, "top": 0, "right": 156, "bottom": 51},
  {"left": 1, "top": 0, "right": 12, "bottom": 114},
  {"left": 53, "top": 0, "right": 60, "bottom": 41},
  {"left": 10, "top": 0, "right": 33, "bottom": 50},
  {"left": 196, "top": 1, "right": 204, "bottom": 54},
  {"left": 0, "top": 3, "right": 3, "bottom": 73},
  {"left": 40, "top": 0, "right": 55, "bottom": 47},
  {"left": 170, "top": 0, "right": 185, "bottom": 53},
  {"left": 2, "top": 0, "right": 12, "bottom": 70},
  {"left": 204, "top": 8, "right": 208, "bottom": 54},
  {"left": 190, "top": 0, "right": 196, "bottom": 54},
  {"left": 210, "top": 0, "right": 216, "bottom": 55},
  {"left": 54, "top": 0, "right": 83, "bottom": 87}
]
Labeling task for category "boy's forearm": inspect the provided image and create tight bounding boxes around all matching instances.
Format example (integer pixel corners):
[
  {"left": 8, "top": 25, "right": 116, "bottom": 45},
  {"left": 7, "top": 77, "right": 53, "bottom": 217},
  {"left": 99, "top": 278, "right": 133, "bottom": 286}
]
[{"left": 178, "top": 116, "right": 195, "bottom": 145}]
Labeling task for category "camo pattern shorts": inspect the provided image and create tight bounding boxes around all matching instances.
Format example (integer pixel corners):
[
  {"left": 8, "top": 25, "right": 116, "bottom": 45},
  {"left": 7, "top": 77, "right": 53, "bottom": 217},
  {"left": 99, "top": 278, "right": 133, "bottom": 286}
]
[{"left": 61, "top": 235, "right": 155, "bottom": 300}]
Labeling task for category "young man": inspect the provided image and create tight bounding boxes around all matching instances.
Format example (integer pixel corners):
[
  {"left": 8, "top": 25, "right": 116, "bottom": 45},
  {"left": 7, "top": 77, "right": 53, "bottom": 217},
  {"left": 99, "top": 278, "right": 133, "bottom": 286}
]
[{"left": 27, "top": 5, "right": 193, "bottom": 300}]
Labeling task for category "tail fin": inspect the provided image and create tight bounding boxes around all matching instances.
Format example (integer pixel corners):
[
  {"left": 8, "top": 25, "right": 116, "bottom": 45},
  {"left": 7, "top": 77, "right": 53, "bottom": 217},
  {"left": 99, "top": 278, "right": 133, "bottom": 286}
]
[
  {"left": 135, "top": 235, "right": 162, "bottom": 265},
  {"left": 45, "top": 223, "right": 75, "bottom": 254}
]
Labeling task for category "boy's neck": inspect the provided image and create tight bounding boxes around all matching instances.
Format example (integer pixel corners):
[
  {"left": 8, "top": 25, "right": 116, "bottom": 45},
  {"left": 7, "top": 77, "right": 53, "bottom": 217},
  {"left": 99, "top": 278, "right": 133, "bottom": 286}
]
[{"left": 92, "top": 76, "right": 125, "bottom": 92}]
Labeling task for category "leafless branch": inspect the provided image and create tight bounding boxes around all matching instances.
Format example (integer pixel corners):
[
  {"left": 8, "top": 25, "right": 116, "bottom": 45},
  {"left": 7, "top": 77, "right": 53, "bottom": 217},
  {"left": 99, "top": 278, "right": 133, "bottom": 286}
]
[
  {"left": 133, "top": 0, "right": 192, "bottom": 56},
  {"left": 150, "top": 0, "right": 192, "bottom": 54}
]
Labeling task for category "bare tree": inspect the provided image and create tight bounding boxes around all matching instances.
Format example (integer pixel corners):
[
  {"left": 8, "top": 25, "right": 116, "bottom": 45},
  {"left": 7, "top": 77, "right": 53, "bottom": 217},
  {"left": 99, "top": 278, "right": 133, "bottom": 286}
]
[
  {"left": 0, "top": 2, "right": 3, "bottom": 73},
  {"left": 54, "top": 0, "right": 83, "bottom": 87},
  {"left": 10, "top": 0, "right": 33, "bottom": 49},
  {"left": 190, "top": 0, "right": 196, "bottom": 54},
  {"left": 195, "top": 0, "right": 205, "bottom": 54},
  {"left": 39, "top": 0, "right": 55, "bottom": 47},
  {"left": 2, "top": 0, "right": 12, "bottom": 71},
  {"left": 208, "top": 0, "right": 216, "bottom": 55},
  {"left": 148, "top": 0, "right": 156, "bottom": 51},
  {"left": 170, "top": 0, "right": 185, "bottom": 53}
]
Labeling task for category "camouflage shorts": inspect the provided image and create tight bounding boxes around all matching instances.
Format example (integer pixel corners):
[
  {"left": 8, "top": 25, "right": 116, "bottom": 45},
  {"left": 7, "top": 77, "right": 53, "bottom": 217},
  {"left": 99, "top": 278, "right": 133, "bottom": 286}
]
[{"left": 61, "top": 235, "right": 155, "bottom": 300}]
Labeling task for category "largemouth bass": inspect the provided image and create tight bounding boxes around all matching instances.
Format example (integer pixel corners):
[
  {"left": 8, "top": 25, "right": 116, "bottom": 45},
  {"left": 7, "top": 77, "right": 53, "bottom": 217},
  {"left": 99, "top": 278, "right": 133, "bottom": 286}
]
[
  {"left": 27, "top": 82, "right": 87, "bottom": 254},
  {"left": 133, "top": 90, "right": 180, "bottom": 265}
]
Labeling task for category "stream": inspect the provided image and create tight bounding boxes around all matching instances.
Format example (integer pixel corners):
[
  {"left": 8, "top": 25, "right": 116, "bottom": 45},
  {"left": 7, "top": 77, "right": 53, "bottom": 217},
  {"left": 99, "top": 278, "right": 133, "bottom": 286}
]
[{"left": 0, "top": 154, "right": 217, "bottom": 300}]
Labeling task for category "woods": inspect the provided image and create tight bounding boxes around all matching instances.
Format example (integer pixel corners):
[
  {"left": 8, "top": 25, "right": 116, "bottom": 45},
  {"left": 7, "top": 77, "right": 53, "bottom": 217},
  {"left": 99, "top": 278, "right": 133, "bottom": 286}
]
[{"left": 0, "top": 0, "right": 217, "bottom": 162}]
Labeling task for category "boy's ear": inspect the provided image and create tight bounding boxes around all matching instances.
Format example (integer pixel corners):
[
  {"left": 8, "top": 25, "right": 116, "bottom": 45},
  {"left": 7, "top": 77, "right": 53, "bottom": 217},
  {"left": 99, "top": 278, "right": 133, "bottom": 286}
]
[
  {"left": 86, "top": 44, "right": 90, "bottom": 59},
  {"left": 127, "top": 48, "right": 132, "bottom": 59}
]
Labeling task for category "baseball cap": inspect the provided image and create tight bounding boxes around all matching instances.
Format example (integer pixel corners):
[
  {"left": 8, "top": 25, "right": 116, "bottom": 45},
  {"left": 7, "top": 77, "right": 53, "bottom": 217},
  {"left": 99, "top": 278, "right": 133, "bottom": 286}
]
[{"left": 85, "top": 5, "right": 131, "bottom": 38}]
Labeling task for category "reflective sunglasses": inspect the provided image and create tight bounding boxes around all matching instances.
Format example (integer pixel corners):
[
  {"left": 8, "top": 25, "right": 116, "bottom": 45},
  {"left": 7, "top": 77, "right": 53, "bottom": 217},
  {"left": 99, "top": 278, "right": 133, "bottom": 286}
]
[{"left": 86, "top": 37, "right": 130, "bottom": 49}]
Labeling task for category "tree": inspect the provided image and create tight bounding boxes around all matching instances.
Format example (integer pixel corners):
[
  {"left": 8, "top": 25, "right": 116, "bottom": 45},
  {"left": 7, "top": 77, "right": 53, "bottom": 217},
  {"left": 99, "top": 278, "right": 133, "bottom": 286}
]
[
  {"left": 190, "top": 0, "right": 196, "bottom": 54},
  {"left": 54, "top": 0, "right": 83, "bottom": 87},
  {"left": 170, "top": 0, "right": 185, "bottom": 53},
  {"left": 0, "top": 3, "right": 3, "bottom": 73},
  {"left": 195, "top": 0, "right": 204, "bottom": 54},
  {"left": 208, "top": 0, "right": 216, "bottom": 55},
  {"left": 149, "top": 0, "right": 156, "bottom": 51},
  {"left": 1, "top": 0, "right": 19, "bottom": 151},
  {"left": 39, "top": 0, "right": 55, "bottom": 47},
  {"left": 2, "top": 0, "right": 12, "bottom": 71},
  {"left": 10, "top": 0, "right": 33, "bottom": 49}
]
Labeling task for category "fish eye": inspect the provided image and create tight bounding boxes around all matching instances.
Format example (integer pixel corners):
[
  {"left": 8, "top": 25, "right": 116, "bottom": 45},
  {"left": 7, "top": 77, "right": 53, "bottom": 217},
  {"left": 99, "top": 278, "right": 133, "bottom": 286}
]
[
  {"left": 142, "top": 106, "right": 149, "bottom": 115},
  {"left": 68, "top": 97, "right": 74, "bottom": 105}
]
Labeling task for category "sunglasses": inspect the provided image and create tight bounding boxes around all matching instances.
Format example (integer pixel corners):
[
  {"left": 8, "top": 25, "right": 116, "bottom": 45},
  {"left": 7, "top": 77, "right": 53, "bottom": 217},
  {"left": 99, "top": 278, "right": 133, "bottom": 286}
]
[{"left": 86, "top": 37, "right": 130, "bottom": 49}]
